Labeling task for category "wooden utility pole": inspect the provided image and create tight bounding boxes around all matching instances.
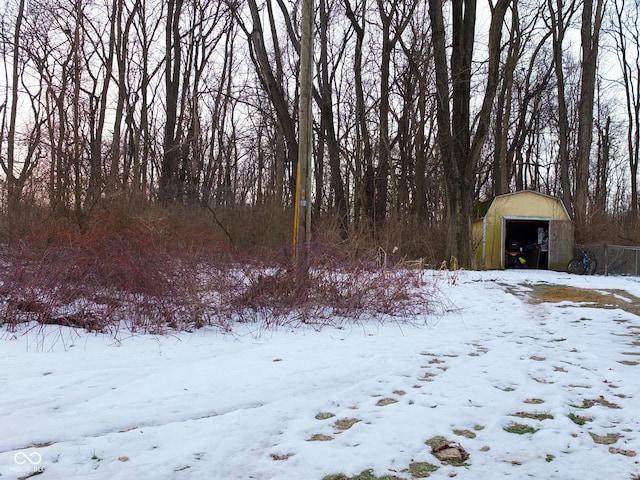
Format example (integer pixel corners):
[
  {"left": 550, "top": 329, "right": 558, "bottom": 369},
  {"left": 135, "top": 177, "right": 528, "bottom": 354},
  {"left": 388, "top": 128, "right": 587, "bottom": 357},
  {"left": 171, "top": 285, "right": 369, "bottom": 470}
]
[{"left": 293, "top": 0, "right": 314, "bottom": 270}]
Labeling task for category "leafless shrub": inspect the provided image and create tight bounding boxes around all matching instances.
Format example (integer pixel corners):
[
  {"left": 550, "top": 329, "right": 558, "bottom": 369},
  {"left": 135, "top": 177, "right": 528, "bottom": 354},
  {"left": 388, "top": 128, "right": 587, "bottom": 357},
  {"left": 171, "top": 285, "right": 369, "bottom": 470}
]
[
  {"left": 0, "top": 212, "right": 443, "bottom": 339},
  {"left": 1, "top": 215, "right": 227, "bottom": 335},
  {"left": 217, "top": 243, "right": 439, "bottom": 329}
]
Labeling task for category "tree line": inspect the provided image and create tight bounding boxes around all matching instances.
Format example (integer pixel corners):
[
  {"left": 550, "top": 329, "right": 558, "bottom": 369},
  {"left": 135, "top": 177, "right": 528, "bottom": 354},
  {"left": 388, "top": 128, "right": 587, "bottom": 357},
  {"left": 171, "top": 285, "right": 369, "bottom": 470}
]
[{"left": 0, "top": 0, "right": 638, "bottom": 266}]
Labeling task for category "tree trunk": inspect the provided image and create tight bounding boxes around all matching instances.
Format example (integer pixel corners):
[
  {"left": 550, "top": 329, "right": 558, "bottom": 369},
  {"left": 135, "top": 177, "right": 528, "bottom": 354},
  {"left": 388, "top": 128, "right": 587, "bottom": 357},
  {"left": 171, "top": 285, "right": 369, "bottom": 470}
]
[
  {"left": 319, "top": 0, "right": 348, "bottom": 235},
  {"left": 612, "top": 0, "right": 640, "bottom": 224},
  {"left": 72, "top": 0, "right": 83, "bottom": 224},
  {"left": 160, "top": 0, "right": 183, "bottom": 203},
  {"left": 548, "top": 0, "right": 576, "bottom": 217},
  {"left": 594, "top": 116, "right": 610, "bottom": 217},
  {"left": 493, "top": 3, "right": 520, "bottom": 196},
  {"left": 4, "top": 0, "right": 26, "bottom": 227},
  {"left": 429, "top": 0, "right": 509, "bottom": 267},
  {"left": 345, "top": 0, "right": 373, "bottom": 226},
  {"left": 574, "top": 0, "right": 605, "bottom": 235},
  {"left": 243, "top": 0, "right": 298, "bottom": 193},
  {"left": 375, "top": 1, "right": 392, "bottom": 225}
]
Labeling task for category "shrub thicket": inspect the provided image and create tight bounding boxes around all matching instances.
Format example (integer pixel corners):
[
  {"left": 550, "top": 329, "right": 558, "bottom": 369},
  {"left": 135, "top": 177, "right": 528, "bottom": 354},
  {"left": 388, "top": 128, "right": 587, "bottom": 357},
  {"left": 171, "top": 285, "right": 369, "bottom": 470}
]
[{"left": 0, "top": 205, "right": 442, "bottom": 336}]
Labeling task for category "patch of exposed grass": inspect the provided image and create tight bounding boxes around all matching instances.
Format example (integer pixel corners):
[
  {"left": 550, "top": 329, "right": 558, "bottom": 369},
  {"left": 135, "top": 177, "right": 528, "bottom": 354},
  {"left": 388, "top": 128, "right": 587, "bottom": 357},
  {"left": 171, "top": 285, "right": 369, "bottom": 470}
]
[
  {"left": 526, "top": 284, "right": 603, "bottom": 304},
  {"left": 270, "top": 453, "right": 294, "bottom": 461},
  {"left": 523, "top": 398, "right": 545, "bottom": 404},
  {"left": 619, "top": 360, "right": 640, "bottom": 366},
  {"left": 589, "top": 432, "right": 620, "bottom": 445},
  {"left": 511, "top": 411, "right": 554, "bottom": 421},
  {"left": 408, "top": 462, "right": 439, "bottom": 477},
  {"left": 503, "top": 423, "right": 538, "bottom": 435},
  {"left": 425, "top": 436, "right": 450, "bottom": 450},
  {"left": 334, "top": 418, "right": 361, "bottom": 431},
  {"left": 322, "top": 470, "right": 407, "bottom": 480},
  {"left": 609, "top": 447, "right": 637, "bottom": 457},
  {"left": 419, "top": 372, "right": 437, "bottom": 381},
  {"left": 573, "top": 396, "right": 621, "bottom": 409},
  {"left": 524, "top": 284, "right": 640, "bottom": 316},
  {"left": 568, "top": 412, "right": 592, "bottom": 425},
  {"left": 453, "top": 429, "right": 476, "bottom": 439},
  {"left": 308, "top": 434, "right": 334, "bottom": 442},
  {"left": 315, "top": 412, "right": 335, "bottom": 420},
  {"left": 532, "top": 377, "right": 554, "bottom": 384},
  {"left": 376, "top": 398, "right": 398, "bottom": 406},
  {"left": 546, "top": 454, "right": 555, "bottom": 462}
]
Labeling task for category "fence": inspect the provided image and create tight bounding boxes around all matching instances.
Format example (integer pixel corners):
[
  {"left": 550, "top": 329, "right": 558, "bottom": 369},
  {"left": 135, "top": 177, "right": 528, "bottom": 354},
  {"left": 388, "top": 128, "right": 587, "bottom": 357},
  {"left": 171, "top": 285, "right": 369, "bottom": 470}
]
[{"left": 581, "top": 244, "right": 640, "bottom": 276}]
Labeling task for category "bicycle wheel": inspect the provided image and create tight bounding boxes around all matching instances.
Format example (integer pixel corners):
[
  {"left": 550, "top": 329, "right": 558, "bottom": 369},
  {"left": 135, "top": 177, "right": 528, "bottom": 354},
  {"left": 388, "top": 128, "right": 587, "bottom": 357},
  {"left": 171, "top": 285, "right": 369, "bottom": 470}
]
[
  {"left": 567, "top": 258, "right": 584, "bottom": 274},
  {"left": 585, "top": 258, "right": 597, "bottom": 275}
]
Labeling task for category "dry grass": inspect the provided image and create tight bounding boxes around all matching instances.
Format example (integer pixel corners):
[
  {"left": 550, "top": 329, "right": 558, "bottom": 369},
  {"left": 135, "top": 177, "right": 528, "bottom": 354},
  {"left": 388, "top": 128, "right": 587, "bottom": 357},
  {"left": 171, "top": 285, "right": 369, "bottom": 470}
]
[
  {"left": 376, "top": 398, "right": 399, "bottom": 406},
  {"left": 572, "top": 396, "right": 621, "bottom": 409},
  {"left": 453, "top": 429, "right": 477, "bottom": 439},
  {"left": 270, "top": 453, "right": 295, "bottom": 461},
  {"left": 589, "top": 432, "right": 620, "bottom": 445},
  {"left": 315, "top": 412, "right": 336, "bottom": 420},
  {"left": 308, "top": 434, "right": 334, "bottom": 442},
  {"left": 333, "top": 418, "right": 361, "bottom": 431},
  {"left": 525, "top": 284, "right": 640, "bottom": 317},
  {"left": 510, "top": 412, "right": 554, "bottom": 421}
]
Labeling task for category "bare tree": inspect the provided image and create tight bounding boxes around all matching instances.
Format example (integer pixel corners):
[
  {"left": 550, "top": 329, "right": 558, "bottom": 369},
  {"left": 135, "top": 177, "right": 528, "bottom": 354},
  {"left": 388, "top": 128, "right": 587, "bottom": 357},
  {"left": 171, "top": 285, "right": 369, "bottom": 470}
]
[
  {"left": 373, "top": 0, "right": 415, "bottom": 226},
  {"left": 239, "top": 0, "right": 298, "bottom": 202},
  {"left": 574, "top": 0, "right": 606, "bottom": 234},
  {"left": 493, "top": 1, "right": 550, "bottom": 196},
  {"left": 344, "top": 0, "right": 373, "bottom": 226},
  {"left": 396, "top": 6, "right": 437, "bottom": 219},
  {"left": 611, "top": 0, "right": 639, "bottom": 223},
  {"left": 129, "top": 0, "right": 164, "bottom": 202},
  {"left": 546, "top": 0, "right": 578, "bottom": 216},
  {"left": 428, "top": 0, "right": 510, "bottom": 267},
  {"left": 159, "top": 0, "right": 183, "bottom": 202},
  {"left": 593, "top": 114, "right": 611, "bottom": 217},
  {"left": 317, "top": 0, "right": 348, "bottom": 234}
]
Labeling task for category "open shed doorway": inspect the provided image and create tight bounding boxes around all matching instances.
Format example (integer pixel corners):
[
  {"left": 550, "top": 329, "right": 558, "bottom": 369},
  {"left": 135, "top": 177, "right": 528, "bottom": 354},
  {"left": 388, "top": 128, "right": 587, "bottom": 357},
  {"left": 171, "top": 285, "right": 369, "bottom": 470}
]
[{"left": 504, "top": 218, "right": 549, "bottom": 269}]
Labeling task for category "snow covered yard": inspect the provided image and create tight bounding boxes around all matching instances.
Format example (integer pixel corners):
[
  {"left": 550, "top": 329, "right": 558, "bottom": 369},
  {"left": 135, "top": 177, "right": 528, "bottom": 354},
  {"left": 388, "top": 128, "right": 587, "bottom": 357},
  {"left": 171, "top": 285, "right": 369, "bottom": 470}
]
[{"left": 1, "top": 270, "right": 640, "bottom": 480}]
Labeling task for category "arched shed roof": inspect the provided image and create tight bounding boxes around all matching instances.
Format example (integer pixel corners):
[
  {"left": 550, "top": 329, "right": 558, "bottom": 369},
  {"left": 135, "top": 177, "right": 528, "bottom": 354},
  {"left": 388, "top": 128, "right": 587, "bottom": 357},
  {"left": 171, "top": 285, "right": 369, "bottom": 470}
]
[{"left": 484, "top": 191, "right": 571, "bottom": 220}]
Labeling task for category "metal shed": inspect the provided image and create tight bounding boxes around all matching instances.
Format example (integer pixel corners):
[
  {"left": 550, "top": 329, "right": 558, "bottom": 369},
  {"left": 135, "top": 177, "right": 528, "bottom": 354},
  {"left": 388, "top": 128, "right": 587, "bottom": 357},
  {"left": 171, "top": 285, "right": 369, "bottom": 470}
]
[{"left": 473, "top": 191, "right": 574, "bottom": 271}]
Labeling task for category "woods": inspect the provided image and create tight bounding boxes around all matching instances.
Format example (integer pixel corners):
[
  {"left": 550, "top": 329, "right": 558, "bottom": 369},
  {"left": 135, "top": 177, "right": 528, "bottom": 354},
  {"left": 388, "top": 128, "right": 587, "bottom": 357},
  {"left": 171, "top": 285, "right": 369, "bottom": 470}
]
[{"left": 1, "top": 0, "right": 639, "bottom": 266}]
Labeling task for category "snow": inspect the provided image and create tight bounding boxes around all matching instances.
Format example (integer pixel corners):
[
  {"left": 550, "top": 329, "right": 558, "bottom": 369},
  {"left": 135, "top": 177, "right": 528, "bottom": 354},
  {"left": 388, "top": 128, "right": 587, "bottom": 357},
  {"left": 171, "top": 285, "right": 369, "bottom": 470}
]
[{"left": 1, "top": 269, "right": 640, "bottom": 480}]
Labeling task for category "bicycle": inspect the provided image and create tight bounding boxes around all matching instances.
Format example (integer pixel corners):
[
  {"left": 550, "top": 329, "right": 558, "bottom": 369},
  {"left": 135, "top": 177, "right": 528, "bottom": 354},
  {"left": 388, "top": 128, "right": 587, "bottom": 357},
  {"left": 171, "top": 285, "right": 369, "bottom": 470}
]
[{"left": 567, "top": 247, "right": 597, "bottom": 275}]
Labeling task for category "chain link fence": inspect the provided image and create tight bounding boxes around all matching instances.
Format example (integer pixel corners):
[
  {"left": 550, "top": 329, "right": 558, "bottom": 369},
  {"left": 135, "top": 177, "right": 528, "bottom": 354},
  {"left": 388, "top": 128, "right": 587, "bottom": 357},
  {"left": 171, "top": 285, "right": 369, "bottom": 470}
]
[{"left": 580, "top": 244, "right": 640, "bottom": 276}]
